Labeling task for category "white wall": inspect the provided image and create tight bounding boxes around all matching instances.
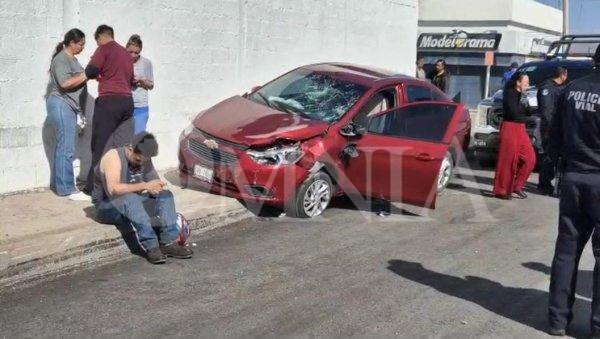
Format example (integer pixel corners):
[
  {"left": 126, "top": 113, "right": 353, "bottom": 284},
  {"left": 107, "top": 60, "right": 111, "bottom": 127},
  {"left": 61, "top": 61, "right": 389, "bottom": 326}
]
[{"left": 0, "top": 0, "right": 418, "bottom": 194}]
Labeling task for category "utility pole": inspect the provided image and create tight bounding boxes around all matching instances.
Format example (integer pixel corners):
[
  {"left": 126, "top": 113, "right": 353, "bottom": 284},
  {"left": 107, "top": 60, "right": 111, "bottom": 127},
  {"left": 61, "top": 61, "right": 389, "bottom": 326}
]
[{"left": 563, "top": 0, "right": 569, "bottom": 36}]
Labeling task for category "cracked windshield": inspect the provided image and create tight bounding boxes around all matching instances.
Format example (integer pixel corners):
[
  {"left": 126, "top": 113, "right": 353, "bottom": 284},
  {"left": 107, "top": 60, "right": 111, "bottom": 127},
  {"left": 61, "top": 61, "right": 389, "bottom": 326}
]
[{"left": 249, "top": 68, "right": 368, "bottom": 123}]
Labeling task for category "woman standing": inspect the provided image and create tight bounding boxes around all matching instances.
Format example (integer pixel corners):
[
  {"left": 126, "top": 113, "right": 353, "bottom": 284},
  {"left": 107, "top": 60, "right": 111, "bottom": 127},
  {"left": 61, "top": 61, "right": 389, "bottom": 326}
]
[
  {"left": 126, "top": 34, "right": 154, "bottom": 134},
  {"left": 47, "top": 28, "right": 89, "bottom": 201},
  {"left": 493, "top": 72, "right": 536, "bottom": 199}
]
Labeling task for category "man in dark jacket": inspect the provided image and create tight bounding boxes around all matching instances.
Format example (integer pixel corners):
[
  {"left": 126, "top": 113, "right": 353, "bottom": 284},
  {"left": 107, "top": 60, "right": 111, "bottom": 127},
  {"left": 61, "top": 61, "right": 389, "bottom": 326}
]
[
  {"left": 427, "top": 59, "right": 450, "bottom": 93},
  {"left": 537, "top": 66, "right": 568, "bottom": 195},
  {"left": 547, "top": 45, "right": 600, "bottom": 337}
]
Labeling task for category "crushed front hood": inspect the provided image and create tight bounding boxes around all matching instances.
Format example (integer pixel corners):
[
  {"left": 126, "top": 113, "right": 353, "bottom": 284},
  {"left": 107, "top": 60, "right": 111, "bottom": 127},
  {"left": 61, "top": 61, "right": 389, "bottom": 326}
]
[{"left": 193, "top": 95, "right": 328, "bottom": 147}]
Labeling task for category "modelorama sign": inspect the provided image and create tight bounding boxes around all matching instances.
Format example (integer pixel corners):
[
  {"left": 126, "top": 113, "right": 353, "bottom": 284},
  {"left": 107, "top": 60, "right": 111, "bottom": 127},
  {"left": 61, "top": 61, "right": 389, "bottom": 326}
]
[{"left": 418, "top": 33, "right": 502, "bottom": 51}]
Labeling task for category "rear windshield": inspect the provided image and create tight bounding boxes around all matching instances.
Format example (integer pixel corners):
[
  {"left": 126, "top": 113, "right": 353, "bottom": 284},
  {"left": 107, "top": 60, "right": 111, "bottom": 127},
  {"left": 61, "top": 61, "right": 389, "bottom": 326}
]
[{"left": 518, "top": 63, "right": 593, "bottom": 86}]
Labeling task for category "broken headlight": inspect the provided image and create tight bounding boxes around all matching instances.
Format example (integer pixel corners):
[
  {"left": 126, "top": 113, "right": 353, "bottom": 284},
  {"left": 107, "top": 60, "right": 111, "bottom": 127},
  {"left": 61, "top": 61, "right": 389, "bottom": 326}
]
[{"left": 247, "top": 143, "right": 304, "bottom": 166}]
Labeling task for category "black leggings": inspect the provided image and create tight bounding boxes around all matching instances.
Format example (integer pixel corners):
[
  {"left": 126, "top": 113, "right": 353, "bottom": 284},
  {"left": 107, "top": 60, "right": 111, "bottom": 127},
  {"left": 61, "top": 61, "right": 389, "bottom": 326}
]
[{"left": 84, "top": 95, "right": 133, "bottom": 194}]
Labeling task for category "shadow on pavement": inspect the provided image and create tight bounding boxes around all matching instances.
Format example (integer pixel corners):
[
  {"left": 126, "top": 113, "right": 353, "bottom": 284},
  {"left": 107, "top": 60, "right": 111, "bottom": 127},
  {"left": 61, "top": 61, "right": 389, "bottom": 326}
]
[
  {"left": 386, "top": 259, "right": 590, "bottom": 338},
  {"left": 82, "top": 206, "right": 145, "bottom": 258},
  {"left": 523, "top": 262, "right": 593, "bottom": 301},
  {"left": 329, "top": 195, "right": 420, "bottom": 217},
  {"left": 164, "top": 169, "right": 184, "bottom": 188},
  {"left": 166, "top": 169, "right": 420, "bottom": 218},
  {"left": 446, "top": 182, "right": 495, "bottom": 198}
]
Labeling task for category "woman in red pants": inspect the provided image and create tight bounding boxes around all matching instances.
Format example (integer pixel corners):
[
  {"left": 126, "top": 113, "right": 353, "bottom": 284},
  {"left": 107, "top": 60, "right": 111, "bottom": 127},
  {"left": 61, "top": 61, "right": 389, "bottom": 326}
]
[{"left": 494, "top": 72, "right": 536, "bottom": 199}]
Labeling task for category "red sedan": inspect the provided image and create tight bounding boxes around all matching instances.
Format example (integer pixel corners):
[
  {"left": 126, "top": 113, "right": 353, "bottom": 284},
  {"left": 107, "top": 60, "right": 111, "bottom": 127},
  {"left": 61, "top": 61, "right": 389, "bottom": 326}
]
[{"left": 178, "top": 63, "right": 471, "bottom": 218}]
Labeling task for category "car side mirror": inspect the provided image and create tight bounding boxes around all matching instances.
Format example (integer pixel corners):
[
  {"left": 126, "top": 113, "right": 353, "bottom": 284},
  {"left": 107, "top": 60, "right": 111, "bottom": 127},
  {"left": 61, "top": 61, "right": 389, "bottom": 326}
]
[{"left": 339, "top": 122, "right": 365, "bottom": 137}]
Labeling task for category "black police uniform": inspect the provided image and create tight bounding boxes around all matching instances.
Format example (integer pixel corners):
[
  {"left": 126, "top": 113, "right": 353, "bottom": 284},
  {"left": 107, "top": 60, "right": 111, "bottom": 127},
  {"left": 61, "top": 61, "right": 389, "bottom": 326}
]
[
  {"left": 537, "top": 78, "right": 564, "bottom": 193},
  {"left": 547, "top": 63, "right": 600, "bottom": 333}
]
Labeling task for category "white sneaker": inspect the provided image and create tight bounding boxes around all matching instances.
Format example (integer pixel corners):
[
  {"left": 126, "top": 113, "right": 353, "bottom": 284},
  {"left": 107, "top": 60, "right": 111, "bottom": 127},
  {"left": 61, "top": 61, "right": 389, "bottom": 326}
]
[{"left": 68, "top": 191, "right": 91, "bottom": 202}]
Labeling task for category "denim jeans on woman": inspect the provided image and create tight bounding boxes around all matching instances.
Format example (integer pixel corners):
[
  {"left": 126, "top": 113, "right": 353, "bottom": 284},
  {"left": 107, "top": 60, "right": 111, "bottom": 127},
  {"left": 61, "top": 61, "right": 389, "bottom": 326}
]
[
  {"left": 46, "top": 95, "right": 77, "bottom": 196},
  {"left": 133, "top": 106, "right": 149, "bottom": 135},
  {"left": 95, "top": 191, "right": 179, "bottom": 250}
]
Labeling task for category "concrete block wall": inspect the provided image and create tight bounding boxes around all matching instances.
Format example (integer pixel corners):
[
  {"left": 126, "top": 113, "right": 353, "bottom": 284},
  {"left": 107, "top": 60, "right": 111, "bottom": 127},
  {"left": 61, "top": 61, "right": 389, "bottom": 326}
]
[{"left": 0, "top": 0, "right": 418, "bottom": 194}]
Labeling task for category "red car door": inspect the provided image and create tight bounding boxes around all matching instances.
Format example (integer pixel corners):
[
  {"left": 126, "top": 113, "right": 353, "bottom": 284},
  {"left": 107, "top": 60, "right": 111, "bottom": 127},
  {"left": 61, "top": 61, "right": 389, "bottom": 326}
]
[{"left": 342, "top": 102, "right": 464, "bottom": 209}]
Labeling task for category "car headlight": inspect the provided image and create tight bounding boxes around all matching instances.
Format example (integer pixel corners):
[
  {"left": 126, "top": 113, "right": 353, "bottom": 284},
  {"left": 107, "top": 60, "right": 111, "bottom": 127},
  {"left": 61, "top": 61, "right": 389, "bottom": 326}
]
[
  {"left": 476, "top": 104, "right": 490, "bottom": 128},
  {"left": 247, "top": 144, "right": 304, "bottom": 166}
]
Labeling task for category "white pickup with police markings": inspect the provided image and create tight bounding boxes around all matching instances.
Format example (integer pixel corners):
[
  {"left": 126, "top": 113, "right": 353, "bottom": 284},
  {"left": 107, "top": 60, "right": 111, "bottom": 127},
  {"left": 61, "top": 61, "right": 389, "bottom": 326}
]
[{"left": 194, "top": 164, "right": 214, "bottom": 183}]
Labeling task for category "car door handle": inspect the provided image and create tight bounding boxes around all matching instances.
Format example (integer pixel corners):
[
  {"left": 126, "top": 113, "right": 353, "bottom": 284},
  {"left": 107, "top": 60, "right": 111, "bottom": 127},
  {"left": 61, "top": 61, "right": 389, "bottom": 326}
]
[{"left": 415, "top": 153, "right": 435, "bottom": 161}]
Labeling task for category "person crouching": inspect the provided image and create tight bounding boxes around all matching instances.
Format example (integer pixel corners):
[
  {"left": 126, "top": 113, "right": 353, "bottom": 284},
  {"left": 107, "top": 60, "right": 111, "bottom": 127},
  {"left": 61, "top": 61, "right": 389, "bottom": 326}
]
[{"left": 92, "top": 132, "right": 193, "bottom": 264}]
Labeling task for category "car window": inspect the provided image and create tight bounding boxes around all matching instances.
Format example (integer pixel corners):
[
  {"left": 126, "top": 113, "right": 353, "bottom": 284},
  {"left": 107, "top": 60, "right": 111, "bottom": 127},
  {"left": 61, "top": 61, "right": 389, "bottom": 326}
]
[
  {"left": 353, "top": 88, "right": 397, "bottom": 128},
  {"left": 406, "top": 86, "right": 433, "bottom": 103},
  {"left": 367, "top": 103, "right": 457, "bottom": 143},
  {"left": 431, "top": 90, "right": 446, "bottom": 102}
]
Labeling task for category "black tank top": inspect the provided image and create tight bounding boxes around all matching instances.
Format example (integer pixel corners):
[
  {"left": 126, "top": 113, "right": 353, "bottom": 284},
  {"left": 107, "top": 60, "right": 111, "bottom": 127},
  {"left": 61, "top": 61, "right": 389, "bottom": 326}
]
[{"left": 92, "top": 147, "right": 150, "bottom": 205}]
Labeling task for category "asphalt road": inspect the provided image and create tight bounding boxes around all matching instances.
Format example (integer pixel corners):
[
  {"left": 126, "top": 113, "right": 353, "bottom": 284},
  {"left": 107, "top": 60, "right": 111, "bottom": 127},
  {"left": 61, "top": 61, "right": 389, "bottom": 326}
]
[{"left": 0, "top": 167, "right": 594, "bottom": 338}]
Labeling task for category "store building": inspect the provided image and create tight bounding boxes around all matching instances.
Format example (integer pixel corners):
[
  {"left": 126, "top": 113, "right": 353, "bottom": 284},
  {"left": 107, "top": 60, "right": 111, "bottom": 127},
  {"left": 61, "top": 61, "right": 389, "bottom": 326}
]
[{"left": 418, "top": 0, "right": 563, "bottom": 108}]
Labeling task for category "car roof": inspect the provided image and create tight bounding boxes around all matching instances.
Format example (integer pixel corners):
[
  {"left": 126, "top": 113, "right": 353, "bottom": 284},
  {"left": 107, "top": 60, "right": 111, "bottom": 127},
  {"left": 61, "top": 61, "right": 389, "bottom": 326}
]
[
  {"left": 301, "top": 63, "right": 413, "bottom": 87},
  {"left": 520, "top": 59, "right": 593, "bottom": 69}
]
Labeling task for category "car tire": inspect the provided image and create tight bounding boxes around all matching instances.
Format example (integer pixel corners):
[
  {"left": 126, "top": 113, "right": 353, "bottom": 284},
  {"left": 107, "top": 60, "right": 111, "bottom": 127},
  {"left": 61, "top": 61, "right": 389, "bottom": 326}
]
[
  {"left": 286, "top": 172, "right": 333, "bottom": 218},
  {"left": 437, "top": 152, "right": 454, "bottom": 193}
]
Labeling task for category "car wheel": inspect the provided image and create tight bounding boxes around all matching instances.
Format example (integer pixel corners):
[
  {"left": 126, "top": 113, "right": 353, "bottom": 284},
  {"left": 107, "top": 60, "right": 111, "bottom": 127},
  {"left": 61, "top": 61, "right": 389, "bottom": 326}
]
[
  {"left": 286, "top": 172, "right": 333, "bottom": 218},
  {"left": 437, "top": 152, "right": 454, "bottom": 193}
]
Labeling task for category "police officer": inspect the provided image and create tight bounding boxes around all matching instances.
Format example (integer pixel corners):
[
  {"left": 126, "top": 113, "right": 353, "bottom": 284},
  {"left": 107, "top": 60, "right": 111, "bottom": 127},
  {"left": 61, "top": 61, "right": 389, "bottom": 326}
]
[
  {"left": 537, "top": 66, "right": 568, "bottom": 195},
  {"left": 548, "top": 45, "right": 600, "bottom": 337}
]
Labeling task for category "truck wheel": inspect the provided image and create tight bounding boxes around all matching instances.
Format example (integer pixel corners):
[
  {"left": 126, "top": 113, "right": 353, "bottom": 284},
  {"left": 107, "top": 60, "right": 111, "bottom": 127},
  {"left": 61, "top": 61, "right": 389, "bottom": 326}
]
[{"left": 286, "top": 172, "right": 333, "bottom": 218}]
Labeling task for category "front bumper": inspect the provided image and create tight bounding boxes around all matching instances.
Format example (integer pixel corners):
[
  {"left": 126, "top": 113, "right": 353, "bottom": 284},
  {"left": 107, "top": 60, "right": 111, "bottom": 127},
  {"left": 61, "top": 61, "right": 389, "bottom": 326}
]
[{"left": 178, "top": 131, "right": 310, "bottom": 207}]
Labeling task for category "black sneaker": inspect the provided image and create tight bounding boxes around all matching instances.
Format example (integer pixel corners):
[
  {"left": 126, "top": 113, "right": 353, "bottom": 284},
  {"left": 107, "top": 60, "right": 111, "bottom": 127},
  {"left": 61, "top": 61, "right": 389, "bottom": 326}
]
[
  {"left": 146, "top": 247, "right": 167, "bottom": 264},
  {"left": 161, "top": 243, "right": 193, "bottom": 259}
]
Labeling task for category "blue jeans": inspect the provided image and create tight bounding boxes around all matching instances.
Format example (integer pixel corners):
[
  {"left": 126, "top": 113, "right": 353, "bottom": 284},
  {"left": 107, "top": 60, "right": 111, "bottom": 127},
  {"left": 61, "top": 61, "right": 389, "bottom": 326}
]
[
  {"left": 95, "top": 191, "right": 179, "bottom": 250},
  {"left": 46, "top": 95, "right": 77, "bottom": 196},
  {"left": 133, "top": 106, "right": 149, "bottom": 135}
]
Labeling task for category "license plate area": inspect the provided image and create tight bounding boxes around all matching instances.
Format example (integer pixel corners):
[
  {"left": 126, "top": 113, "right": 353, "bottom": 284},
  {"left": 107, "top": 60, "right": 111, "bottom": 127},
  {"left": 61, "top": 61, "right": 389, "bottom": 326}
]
[{"left": 193, "top": 164, "right": 214, "bottom": 183}]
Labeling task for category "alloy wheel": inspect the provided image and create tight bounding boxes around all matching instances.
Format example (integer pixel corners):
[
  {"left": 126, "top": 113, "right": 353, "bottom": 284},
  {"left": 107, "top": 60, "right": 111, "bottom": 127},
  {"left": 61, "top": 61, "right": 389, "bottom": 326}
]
[
  {"left": 437, "top": 153, "right": 453, "bottom": 192},
  {"left": 302, "top": 179, "right": 331, "bottom": 217}
]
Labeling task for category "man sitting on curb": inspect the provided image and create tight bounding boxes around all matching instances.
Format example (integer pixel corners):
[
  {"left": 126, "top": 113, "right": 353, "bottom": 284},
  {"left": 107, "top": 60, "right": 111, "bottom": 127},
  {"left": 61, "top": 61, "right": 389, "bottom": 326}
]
[{"left": 92, "top": 132, "right": 193, "bottom": 264}]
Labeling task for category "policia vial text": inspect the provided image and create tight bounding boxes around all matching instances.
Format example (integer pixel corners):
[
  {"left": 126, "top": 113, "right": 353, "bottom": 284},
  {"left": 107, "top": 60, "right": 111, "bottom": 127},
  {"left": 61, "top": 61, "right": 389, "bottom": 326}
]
[{"left": 568, "top": 90, "right": 600, "bottom": 113}]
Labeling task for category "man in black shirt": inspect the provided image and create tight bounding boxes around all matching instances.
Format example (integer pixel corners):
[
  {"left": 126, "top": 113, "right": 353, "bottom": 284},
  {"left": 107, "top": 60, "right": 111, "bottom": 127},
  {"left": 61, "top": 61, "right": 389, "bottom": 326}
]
[
  {"left": 537, "top": 67, "right": 568, "bottom": 195},
  {"left": 427, "top": 59, "right": 450, "bottom": 93},
  {"left": 547, "top": 45, "right": 600, "bottom": 337}
]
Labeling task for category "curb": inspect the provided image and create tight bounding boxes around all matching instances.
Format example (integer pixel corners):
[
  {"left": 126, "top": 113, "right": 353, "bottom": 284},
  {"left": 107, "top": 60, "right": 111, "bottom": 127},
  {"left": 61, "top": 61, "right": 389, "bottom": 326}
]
[{"left": 0, "top": 208, "right": 252, "bottom": 291}]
